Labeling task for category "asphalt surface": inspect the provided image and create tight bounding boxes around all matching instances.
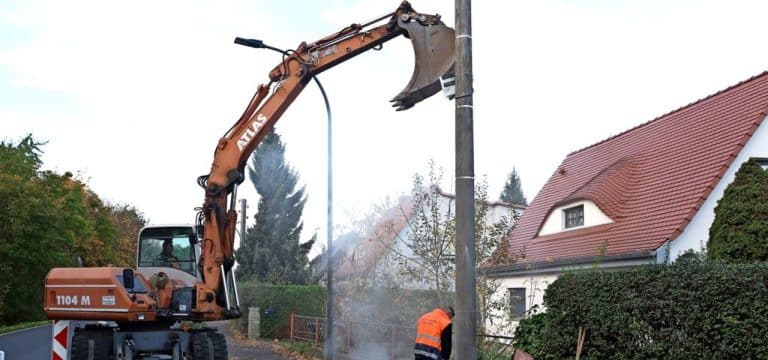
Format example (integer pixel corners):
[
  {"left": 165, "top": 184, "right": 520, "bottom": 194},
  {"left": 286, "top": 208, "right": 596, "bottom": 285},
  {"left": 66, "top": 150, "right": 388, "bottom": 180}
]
[
  {"left": 0, "top": 322, "right": 289, "bottom": 360},
  {"left": 223, "top": 332, "right": 290, "bottom": 360},
  {"left": 211, "top": 321, "right": 290, "bottom": 360},
  {"left": 0, "top": 324, "right": 52, "bottom": 360}
]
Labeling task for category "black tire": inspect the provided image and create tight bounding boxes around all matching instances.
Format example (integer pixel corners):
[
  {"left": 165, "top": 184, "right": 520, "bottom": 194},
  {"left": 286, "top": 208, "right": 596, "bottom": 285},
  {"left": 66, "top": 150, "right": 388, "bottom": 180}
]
[
  {"left": 207, "top": 331, "right": 228, "bottom": 360},
  {"left": 71, "top": 332, "right": 110, "bottom": 360},
  {"left": 190, "top": 332, "right": 214, "bottom": 360}
]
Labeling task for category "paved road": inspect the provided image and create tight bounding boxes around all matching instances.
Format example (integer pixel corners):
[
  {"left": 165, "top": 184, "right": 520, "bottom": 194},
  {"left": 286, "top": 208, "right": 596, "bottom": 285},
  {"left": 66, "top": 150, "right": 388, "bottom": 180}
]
[
  {"left": 225, "top": 333, "right": 289, "bottom": 359},
  {"left": 0, "top": 322, "right": 289, "bottom": 360},
  {"left": 211, "top": 321, "right": 289, "bottom": 360},
  {"left": 0, "top": 325, "right": 52, "bottom": 360}
]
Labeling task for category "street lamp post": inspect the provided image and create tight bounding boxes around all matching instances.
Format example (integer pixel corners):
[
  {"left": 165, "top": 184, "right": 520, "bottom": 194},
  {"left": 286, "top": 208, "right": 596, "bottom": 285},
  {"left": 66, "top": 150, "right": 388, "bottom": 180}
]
[{"left": 233, "top": 38, "right": 334, "bottom": 359}]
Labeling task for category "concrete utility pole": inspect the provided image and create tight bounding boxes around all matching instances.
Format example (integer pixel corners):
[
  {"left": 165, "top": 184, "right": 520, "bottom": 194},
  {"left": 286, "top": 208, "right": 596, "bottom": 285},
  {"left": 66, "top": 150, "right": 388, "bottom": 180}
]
[{"left": 454, "top": 0, "right": 477, "bottom": 358}]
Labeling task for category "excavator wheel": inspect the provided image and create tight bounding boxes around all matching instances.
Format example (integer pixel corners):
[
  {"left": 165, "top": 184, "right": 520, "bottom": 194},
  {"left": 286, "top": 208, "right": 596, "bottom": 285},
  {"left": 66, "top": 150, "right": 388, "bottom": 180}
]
[
  {"left": 190, "top": 330, "right": 228, "bottom": 360},
  {"left": 71, "top": 332, "right": 110, "bottom": 360},
  {"left": 190, "top": 332, "right": 214, "bottom": 360},
  {"left": 207, "top": 331, "right": 228, "bottom": 360}
]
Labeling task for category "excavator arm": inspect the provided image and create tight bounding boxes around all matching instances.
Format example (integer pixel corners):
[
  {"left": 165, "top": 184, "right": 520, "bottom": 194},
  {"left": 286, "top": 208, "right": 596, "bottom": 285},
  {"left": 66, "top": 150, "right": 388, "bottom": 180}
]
[{"left": 194, "top": 1, "right": 455, "bottom": 320}]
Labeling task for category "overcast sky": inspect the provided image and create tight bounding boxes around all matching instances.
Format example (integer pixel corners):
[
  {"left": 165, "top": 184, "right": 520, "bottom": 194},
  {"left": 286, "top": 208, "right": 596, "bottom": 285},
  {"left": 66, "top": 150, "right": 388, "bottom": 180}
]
[{"left": 3, "top": 0, "right": 768, "bottom": 257}]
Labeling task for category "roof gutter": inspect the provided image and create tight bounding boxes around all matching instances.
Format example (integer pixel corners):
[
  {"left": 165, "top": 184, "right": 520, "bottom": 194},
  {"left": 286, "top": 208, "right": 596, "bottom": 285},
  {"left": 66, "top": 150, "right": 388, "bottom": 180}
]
[{"left": 484, "top": 251, "right": 656, "bottom": 278}]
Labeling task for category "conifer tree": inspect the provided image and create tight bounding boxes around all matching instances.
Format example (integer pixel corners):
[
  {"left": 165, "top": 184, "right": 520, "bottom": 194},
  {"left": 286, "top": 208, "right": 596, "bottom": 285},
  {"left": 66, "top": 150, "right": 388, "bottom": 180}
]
[
  {"left": 235, "top": 129, "right": 313, "bottom": 284},
  {"left": 500, "top": 167, "right": 527, "bottom": 206}
]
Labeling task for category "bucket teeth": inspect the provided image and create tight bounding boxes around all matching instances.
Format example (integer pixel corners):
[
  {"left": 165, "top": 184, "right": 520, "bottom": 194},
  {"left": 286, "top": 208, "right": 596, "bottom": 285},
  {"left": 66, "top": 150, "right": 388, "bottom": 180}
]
[{"left": 390, "top": 16, "right": 455, "bottom": 111}]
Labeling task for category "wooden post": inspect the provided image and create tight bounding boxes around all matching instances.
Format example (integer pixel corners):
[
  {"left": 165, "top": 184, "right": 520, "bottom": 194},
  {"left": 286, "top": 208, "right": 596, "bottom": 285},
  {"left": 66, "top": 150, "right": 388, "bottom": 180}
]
[
  {"left": 315, "top": 316, "right": 321, "bottom": 343},
  {"left": 290, "top": 313, "right": 295, "bottom": 341},
  {"left": 575, "top": 326, "right": 586, "bottom": 360}
]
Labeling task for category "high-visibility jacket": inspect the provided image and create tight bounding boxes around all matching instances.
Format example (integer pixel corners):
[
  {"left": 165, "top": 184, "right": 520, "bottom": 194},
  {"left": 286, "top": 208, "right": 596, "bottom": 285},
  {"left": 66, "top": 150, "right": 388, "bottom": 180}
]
[{"left": 414, "top": 308, "right": 452, "bottom": 360}]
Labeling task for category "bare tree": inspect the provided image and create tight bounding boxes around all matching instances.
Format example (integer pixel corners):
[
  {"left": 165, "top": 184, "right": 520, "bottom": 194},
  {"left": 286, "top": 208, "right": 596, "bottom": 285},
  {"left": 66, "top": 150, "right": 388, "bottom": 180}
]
[{"left": 352, "top": 161, "right": 522, "bottom": 331}]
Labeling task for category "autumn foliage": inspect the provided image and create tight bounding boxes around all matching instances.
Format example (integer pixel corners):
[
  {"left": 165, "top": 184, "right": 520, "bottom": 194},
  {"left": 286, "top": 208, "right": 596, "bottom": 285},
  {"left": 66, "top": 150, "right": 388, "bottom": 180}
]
[{"left": 0, "top": 135, "right": 146, "bottom": 324}]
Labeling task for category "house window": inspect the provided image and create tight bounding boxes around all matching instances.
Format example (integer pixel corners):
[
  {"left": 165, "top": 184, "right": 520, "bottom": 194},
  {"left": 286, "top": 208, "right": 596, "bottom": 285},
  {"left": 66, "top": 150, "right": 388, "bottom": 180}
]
[
  {"left": 564, "top": 205, "right": 584, "bottom": 229},
  {"left": 509, "top": 288, "right": 526, "bottom": 319}
]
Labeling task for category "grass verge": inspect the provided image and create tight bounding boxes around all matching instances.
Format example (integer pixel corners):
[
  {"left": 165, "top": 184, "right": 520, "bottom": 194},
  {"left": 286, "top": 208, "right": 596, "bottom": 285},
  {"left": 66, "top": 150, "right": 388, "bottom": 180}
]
[
  {"left": 0, "top": 320, "right": 51, "bottom": 335},
  {"left": 282, "top": 340, "right": 322, "bottom": 359}
]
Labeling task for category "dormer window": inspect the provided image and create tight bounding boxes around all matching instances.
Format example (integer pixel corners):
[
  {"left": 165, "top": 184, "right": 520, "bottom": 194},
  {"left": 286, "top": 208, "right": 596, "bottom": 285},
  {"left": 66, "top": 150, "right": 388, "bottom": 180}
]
[
  {"left": 564, "top": 205, "right": 584, "bottom": 229},
  {"left": 539, "top": 200, "right": 612, "bottom": 236}
]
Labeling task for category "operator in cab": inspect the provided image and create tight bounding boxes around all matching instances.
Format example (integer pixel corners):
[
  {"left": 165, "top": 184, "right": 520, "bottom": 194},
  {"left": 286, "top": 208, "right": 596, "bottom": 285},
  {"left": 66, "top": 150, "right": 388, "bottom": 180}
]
[{"left": 156, "top": 239, "right": 179, "bottom": 268}]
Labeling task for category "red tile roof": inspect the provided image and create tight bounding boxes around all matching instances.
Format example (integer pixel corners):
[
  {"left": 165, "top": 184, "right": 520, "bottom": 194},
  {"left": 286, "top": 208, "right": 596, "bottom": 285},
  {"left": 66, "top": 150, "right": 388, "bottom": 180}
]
[{"left": 504, "top": 71, "right": 768, "bottom": 264}]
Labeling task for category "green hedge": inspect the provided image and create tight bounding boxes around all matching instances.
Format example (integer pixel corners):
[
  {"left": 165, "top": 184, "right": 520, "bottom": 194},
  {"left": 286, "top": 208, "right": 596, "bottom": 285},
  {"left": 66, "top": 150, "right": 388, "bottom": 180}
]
[
  {"left": 234, "top": 283, "right": 448, "bottom": 339},
  {"left": 514, "top": 258, "right": 768, "bottom": 359},
  {"left": 512, "top": 312, "right": 548, "bottom": 357},
  {"left": 236, "top": 283, "right": 325, "bottom": 339}
]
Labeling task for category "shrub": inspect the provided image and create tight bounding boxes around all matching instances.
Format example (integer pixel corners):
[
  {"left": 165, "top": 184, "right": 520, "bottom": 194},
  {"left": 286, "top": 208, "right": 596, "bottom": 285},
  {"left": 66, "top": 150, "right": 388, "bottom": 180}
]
[
  {"left": 709, "top": 158, "right": 768, "bottom": 263},
  {"left": 478, "top": 337, "right": 518, "bottom": 360},
  {"left": 513, "top": 311, "right": 548, "bottom": 358},
  {"left": 236, "top": 283, "right": 325, "bottom": 338},
  {"left": 522, "top": 258, "right": 768, "bottom": 359}
]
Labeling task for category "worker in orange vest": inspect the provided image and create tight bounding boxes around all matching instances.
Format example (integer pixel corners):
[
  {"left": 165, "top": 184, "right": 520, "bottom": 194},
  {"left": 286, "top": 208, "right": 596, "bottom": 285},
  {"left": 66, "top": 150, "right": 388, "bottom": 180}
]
[{"left": 414, "top": 306, "right": 454, "bottom": 360}]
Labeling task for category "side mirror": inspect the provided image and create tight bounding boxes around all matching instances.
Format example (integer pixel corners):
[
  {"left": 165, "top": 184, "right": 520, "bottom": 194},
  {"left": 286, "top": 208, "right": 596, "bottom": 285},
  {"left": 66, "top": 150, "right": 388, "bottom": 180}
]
[{"left": 122, "top": 268, "right": 135, "bottom": 289}]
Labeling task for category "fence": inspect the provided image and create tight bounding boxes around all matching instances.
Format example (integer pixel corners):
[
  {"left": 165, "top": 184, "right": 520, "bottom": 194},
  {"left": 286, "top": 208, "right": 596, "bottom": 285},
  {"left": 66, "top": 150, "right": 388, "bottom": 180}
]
[
  {"left": 290, "top": 314, "right": 326, "bottom": 343},
  {"left": 288, "top": 315, "right": 525, "bottom": 359},
  {"left": 290, "top": 314, "right": 415, "bottom": 359}
]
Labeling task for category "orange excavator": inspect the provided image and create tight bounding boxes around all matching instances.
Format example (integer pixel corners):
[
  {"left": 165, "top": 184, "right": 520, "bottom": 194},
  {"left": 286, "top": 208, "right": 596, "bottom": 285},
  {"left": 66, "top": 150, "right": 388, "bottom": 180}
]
[{"left": 44, "top": 2, "right": 455, "bottom": 359}]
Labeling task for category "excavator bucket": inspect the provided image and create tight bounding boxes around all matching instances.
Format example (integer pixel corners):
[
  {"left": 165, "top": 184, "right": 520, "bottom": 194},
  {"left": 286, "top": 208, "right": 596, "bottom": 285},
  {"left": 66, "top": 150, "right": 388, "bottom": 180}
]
[{"left": 390, "top": 14, "right": 456, "bottom": 111}]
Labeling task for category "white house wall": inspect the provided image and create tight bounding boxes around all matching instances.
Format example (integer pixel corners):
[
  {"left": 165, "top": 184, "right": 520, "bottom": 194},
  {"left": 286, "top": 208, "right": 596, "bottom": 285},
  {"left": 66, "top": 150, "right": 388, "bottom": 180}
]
[
  {"left": 485, "top": 273, "right": 559, "bottom": 337},
  {"left": 668, "top": 116, "right": 768, "bottom": 262},
  {"left": 487, "top": 203, "right": 518, "bottom": 224},
  {"left": 485, "top": 254, "right": 656, "bottom": 337},
  {"left": 538, "top": 200, "right": 612, "bottom": 236}
]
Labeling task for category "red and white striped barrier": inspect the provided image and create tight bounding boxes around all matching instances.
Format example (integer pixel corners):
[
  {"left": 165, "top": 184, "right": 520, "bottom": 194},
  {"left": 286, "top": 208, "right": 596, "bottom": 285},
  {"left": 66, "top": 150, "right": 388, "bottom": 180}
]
[{"left": 51, "top": 320, "right": 69, "bottom": 360}]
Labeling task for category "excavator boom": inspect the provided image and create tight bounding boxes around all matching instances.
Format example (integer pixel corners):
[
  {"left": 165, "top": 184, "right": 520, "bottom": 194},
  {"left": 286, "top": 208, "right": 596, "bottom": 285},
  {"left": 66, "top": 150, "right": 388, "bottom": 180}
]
[{"left": 195, "top": 0, "right": 455, "bottom": 321}]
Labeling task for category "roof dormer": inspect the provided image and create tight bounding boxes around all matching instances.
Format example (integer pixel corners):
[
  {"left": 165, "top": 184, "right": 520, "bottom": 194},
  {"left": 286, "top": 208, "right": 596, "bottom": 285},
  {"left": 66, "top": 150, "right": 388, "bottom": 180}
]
[{"left": 538, "top": 200, "right": 613, "bottom": 236}]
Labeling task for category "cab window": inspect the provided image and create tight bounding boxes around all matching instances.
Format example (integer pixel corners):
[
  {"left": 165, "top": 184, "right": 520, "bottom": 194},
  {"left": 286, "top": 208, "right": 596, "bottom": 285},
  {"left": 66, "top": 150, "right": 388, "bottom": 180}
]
[{"left": 138, "top": 232, "right": 196, "bottom": 277}]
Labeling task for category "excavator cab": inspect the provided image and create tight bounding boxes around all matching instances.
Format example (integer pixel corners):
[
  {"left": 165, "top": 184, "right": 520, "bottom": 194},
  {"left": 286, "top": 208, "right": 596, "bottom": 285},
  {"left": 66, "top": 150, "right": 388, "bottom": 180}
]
[{"left": 135, "top": 225, "right": 201, "bottom": 287}]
